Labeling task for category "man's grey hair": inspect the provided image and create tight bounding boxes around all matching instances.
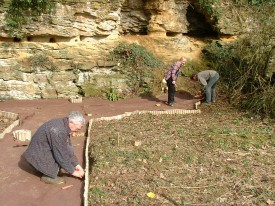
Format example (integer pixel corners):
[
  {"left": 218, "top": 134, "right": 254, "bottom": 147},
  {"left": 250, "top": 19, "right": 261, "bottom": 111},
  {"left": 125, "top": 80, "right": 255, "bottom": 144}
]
[{"left": 68, "top": 111, "right": 85, "bottom": 125}]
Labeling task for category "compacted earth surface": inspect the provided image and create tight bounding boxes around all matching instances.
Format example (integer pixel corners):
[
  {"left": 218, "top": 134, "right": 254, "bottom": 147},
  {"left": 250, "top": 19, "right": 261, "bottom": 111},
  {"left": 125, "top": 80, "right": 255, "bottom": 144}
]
[{"left": 0, "top": 93, "right": 196, "bottom": 206}]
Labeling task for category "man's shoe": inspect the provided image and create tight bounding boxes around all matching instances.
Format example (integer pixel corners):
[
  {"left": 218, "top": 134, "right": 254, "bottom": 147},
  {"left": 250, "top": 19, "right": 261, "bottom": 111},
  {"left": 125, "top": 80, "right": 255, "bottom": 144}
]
[
  {"left": 168, "top": 103, "right": 174, "bottom": 107},
  {"left": 41, "top": 175, "right": 65, "bottom": 184}
]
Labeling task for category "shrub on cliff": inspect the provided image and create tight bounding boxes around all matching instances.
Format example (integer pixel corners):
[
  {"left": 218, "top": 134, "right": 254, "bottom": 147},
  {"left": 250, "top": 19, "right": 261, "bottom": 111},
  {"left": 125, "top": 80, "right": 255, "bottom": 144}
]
[{"left": 110, "top": 42, "right": 164, "bottom": 97}]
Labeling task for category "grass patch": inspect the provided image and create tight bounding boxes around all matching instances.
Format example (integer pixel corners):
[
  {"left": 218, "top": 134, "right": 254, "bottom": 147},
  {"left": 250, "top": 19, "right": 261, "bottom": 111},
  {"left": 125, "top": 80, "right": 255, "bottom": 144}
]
[{"left": 88, "top": 102, "right": 275, "bottom": 205}]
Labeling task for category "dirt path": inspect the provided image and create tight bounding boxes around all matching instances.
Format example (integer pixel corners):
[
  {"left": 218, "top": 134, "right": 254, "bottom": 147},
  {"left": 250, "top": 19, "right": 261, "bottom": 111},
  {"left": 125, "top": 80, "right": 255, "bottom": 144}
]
[{"left": 0, "top": 93, "right": 197, "bottom": 206}]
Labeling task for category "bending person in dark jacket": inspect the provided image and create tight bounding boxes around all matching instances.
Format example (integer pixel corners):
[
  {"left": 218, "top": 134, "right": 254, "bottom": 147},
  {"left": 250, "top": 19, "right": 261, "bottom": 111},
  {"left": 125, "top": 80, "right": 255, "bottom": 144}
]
[
  {"left": 24, "top": 111, "right": 86, "bottom": 184},
  {"left": 190, "top": 70, "right": 220, "bottom": 104}
]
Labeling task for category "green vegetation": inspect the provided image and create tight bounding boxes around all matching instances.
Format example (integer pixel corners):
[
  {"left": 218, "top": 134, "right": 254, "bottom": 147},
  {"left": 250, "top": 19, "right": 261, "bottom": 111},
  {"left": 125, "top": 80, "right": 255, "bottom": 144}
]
[
  {"left": 197, "top": 0, "right": 222, "bottom": 20},
  {"left": 81, "top": 82, "right": 103, "bottom": 98},
  {"left": 110, "top": 42, "right": 164, "bottom": 97},
  {"left": 233, "top": 0, "right": 275, "bottom": 5},
  {"left": 202, "top": 2, "right": 275, "bottom": 117},
  {"left": 80, "top": 75, "right": 127, "bottom": 100},
  {"left": 111, "top": 42, "right": 162, "bottom": 68},
  {"left": 88, "top": 103, "right": 275, "bottom": 205},
  {"left": 4, "top": 0, "right": 54, "bottom": 37},
  {"left": 106, "top": 86, "right": 121, "bottom": 101},
  {"left": 203, "top": 39, "right": 275, "bottom": 117},
  {"left": 90, "top": 187, "right": 107, "bottom": 204}
]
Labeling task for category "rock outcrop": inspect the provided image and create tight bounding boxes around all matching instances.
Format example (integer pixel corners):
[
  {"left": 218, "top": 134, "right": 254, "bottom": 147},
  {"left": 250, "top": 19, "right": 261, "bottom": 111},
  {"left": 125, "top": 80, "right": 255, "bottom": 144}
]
[{"left": 0, "top": 0, "right": 273, "bottom": 100}]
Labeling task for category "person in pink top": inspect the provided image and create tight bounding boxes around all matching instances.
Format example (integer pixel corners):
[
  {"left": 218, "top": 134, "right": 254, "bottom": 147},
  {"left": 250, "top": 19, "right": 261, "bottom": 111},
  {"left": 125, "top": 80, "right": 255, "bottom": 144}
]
[{"left": 164, "top": 57, "right": 187, "bottom": 106}]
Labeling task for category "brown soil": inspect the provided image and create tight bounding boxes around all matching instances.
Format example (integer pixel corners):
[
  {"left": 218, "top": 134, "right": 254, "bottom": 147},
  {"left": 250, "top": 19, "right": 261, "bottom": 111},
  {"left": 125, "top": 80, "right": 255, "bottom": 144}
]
[{"left": 0, "top": 93, "right": 197, "bottom": 206}]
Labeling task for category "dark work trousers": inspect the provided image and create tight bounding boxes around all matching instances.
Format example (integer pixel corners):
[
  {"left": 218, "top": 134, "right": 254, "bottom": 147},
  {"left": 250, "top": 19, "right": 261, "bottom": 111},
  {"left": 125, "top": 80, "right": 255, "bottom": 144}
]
[{"left": 167, "top": 78, "right": 175, "bottom": 104}]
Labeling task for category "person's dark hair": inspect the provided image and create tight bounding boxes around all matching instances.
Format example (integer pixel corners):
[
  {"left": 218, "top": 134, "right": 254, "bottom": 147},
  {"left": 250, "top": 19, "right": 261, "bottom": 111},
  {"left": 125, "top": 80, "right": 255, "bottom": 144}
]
[{"left": 190, "top": 73, "right": 197, "bottom": 80}]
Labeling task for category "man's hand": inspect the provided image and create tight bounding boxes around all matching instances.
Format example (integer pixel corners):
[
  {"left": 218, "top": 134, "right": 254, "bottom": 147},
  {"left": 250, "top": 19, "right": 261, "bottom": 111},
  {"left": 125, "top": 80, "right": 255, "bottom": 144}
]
[
  {"left": 72, "top": 170, "right": 84, "bottom": 178},
  {"left": 172, "top": 81, "right": 176, "bottom": 85},
  {"left": 72, "top": 164, "right": 85, "bottom": 178},
  {"left": 75, "top": 164, "right": 84, "bottom": 172}
]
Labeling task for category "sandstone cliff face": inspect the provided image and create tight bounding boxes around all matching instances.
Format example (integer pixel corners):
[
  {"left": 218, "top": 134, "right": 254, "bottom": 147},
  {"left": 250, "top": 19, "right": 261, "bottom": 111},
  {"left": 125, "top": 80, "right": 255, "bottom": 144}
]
[{"left": 0, "top": 0, "right": 273, "bottom": 100}]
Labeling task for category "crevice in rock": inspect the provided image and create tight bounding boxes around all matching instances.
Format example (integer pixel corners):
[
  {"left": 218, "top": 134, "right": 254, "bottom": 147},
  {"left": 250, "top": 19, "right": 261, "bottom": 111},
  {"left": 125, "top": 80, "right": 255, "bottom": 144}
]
[
  {"left": 166, "top": 32, "right": 181, "bottom": 37},
  {"left": 74, "top": 12, "right": 97, "bottom": 20},
  {"left": 27, "top": 36, "right": 33, "bottom": 41},
  {"left": 13, "top": 37, "right": 22, "bottom": 42},
  {"left": 186, "top": 3, "right": 218, "bottom": 38},
  {"left": 271, "top": 72, "right": 275, "bottom": 85},
  {"left": 49, "top": 37, "right": 56, "bottom": 43}
]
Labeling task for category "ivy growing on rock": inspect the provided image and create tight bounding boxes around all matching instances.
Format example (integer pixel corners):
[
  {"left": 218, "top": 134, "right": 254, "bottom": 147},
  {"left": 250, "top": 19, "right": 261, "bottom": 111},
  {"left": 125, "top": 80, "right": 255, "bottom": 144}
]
[{"left": 4, "top": 0, "right": 54, "bottom": 37}]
